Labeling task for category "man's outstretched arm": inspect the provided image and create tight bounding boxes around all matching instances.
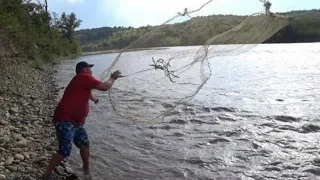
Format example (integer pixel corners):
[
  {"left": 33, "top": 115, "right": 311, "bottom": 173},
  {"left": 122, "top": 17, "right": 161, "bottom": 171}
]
[{"left": 95, "top": 70, "right": 122, "bottom": 91}]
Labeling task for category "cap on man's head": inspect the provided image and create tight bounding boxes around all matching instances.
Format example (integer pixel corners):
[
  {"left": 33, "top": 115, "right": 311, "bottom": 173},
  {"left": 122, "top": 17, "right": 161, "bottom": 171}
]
[{"left": 76, "top": 61, "right": 94, "bottom": 74}]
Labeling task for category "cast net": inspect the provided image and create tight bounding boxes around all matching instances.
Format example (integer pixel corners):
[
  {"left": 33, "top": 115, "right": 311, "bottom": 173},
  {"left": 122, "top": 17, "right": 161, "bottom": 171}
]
[{"left": 99, "top": 0, "right": 289, "bottom": 122}]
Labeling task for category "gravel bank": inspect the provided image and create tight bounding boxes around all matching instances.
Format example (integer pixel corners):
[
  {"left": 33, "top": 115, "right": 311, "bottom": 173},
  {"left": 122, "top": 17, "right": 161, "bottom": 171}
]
[{"left": 0, "top": 57, "right": 78, "bottom": 180}]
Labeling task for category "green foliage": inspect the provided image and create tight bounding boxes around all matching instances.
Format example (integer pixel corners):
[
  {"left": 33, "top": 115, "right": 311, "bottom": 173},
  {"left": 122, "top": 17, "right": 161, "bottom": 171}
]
[
  {"left": 77, "top": 9, "right": 320, "bottom": 52},
  {"left": 57, "top": 12, "right": 82, "bottom": 43},
  {"left": 0, "top": 0, "right": 82, "bottom": 63},
  {"left": 31, "top": 59, "right": 43, "bottom": 70},
  {"left": 267, "top": 9, "right": 320, "bottom": 43}
]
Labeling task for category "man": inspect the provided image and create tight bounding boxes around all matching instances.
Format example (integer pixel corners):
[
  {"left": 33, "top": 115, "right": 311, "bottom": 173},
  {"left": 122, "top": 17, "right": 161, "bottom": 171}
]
[{"left": 42, "top": 61, "right": 122, "bottom": 179}]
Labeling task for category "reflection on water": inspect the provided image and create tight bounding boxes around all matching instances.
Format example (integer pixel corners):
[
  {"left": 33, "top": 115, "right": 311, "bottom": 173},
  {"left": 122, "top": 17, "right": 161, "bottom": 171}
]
[{"left": 55, "top": 43, "right": 320, "bottom": 180}]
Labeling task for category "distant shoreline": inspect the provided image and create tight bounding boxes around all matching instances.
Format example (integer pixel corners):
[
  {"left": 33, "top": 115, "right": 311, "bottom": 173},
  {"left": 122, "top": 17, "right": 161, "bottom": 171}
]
[
  {"left": 81, "top": 47, "right": 168, "bottom": 56},
  {"left": 81, "top": 42, "right": 320, "bottom": 56}
]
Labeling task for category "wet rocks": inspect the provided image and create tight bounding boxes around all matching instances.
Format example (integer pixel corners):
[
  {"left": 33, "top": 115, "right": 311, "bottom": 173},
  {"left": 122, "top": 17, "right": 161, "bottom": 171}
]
[
  {"left": 208, "top": 138, "right": 230, "bottom": 144},
  {"left": 304, "top": 168, "right": 320, "bottom": 176},
  {"left": 300, "top": 124, "right": 320, "bottom": 133},
  {"left": 273, "top": 115, "right": 300, "bottom": 122},
  {"left": 190, "top": 119, "right": 206, "bottom": 124},
  {"left": 0, "top": 59, "right": 72, "bottom": 179},
  {"left": 211, "top": 107, "right": 237, "bottom": 113},
  {"left": 264, "top": 166, "right": 282, "bottom": 171},
  {"left": 169, "top": 119, "right": 188, "bottom": 125}
]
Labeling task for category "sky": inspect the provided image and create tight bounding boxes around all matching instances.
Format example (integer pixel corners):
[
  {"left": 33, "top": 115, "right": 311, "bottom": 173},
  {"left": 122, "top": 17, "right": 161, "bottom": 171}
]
[{"left": 47, "top": 0, "right": 320, "bottom": 30}]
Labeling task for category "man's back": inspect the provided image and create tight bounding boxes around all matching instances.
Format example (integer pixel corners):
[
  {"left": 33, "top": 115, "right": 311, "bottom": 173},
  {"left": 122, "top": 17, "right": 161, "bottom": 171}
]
[{"left": 53, "top": 73, "right": 101, "bottom": 125}]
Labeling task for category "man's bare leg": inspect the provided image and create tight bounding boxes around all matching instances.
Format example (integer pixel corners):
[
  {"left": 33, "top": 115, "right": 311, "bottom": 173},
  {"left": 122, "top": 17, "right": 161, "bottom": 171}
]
[
  {"left": 42, "top": 153, "right": 65, "bottom": 180},
  {"left": 80, "top": 146, "right": 90, "bottom": 173}
]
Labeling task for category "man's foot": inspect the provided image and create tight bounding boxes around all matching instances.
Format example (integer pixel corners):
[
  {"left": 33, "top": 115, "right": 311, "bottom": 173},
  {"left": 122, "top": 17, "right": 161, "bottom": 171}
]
[
  {"left": 66, "top": 174, "right": 79, "bottom": 180},
  {"left": 83, "top": 167, "right": 90, "bottom": 175},
  {"left": 41, "top": 174, "right": 52, "bottom": 180}
]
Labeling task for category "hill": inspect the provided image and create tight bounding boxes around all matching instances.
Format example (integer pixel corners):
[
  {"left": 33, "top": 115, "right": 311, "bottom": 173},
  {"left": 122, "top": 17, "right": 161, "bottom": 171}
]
[{"left": 76, "top": 9, "right": 320, "bottom": 52}]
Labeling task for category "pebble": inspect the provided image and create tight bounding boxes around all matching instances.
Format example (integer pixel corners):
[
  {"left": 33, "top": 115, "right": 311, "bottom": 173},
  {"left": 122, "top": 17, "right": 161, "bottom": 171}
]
[
  {"left": 20, "top": 162, "right": 27, "bottom": 167},
  {"left": 0, "top": 121, "right": 8, "bottom": 126},
  {"left": 5, "top": 112, "right": 10, "bottom": 119},
  {"left": 12, "top": 134, "right": 24, "bottom": 141},
  {"left": 21, "top": 132, "right": 29, "bottom": 137},
  {"left": 22, "top": 152, "right": 30, "bottom": 159},
  {"left": 4, "top": 157, "right": 14, "bottom": 165},
  {"left": 9, "top": 107, "right": 19, "bottom": 114},
  {"left": 37, "top": 156, "right": 47, "bottom": 162},
  {"left": 56, "top": 166, "right": 66, "bottom": 175},
  {"left": 0, "top": 174, "right": 6, "bottom": 180},
  {"left": 19, "top": 166, "right": 25, "bottom": 172},
  {"left": 0, "top": 147, "right": 5, "bottom": 152},
  {"left": 12, "top": 160, "right": 20, "bottom": 164},
  {"left": 11, "top": 148, "right": 22, "bottom": 152},
  {"left": 16, "top": 140, "right": 28, "bottom": 148},
  {"left": 21, "top": 127, "right": 29, "bottom": 132},
  {"left": 40, "top": 161, "right": 48, "bottom": 167},
  {"left": 14, "top": 154, "right": 24, "bottom": 161},
  {"left": 0, "top": 137, "right": 10, "bottom": 144},
  {"left": 6, "top": 165, "right": 18, "bottom": 171},
  {"left": 46, "top": 146, "right": 54, "bottom": 151},
  {"left": 28, "top": 152, "right": 37, "bottom": 158}
]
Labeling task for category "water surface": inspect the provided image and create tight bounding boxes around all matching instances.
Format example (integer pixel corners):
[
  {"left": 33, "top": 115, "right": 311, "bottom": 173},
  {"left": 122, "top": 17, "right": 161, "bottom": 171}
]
[{"left": 55, "top": 43, "right": 320, "bottom": 180}]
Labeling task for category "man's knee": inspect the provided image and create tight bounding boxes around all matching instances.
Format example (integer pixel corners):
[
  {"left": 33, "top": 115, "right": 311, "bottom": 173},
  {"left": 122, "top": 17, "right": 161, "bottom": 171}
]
[
  {"left": 57, "top": 148, "right": 72, "bottom": 157},
  {"left": 74, "top": 139, "right": 90, "bottom": 149},
  {"left": 58, "top": 140, "right": 73, "bottom": 157},
  {"left": 74, "top": 127, "right": 89, "bottom": 149}
]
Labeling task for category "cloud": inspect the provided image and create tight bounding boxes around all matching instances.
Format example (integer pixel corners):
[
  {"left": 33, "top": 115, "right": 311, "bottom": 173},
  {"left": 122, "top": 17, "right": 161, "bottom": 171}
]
[
  {"left": 65, "top": 0, "right": 84, "bottom": 4},
  {"left": 49, "top": 0, "right": 320, "bottom": 29},
  {"left": 101, "top": 0, "right": 263, "bottom": 27}
]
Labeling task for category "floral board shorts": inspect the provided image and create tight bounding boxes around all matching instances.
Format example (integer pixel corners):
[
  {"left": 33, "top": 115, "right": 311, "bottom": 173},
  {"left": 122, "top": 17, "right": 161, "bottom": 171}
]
[{"left": 55, "top": 121, "right": 89, "bottom": 157}]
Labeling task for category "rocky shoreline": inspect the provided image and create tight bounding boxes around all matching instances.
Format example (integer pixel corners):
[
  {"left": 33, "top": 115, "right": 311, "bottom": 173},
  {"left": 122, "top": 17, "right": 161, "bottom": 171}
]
[{"left": 0, "top": 59, "right": 77, "bottom": 180}]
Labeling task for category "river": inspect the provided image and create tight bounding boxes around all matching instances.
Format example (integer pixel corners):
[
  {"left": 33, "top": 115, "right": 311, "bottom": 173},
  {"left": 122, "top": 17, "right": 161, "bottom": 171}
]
[{"left": 55, "top": 43, "right": 320, "bottom": 180}]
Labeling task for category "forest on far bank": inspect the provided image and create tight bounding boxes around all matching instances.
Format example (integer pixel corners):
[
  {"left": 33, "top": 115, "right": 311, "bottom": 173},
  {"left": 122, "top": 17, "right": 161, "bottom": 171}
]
[{"left": 76, "top": 9, "right": 320, "bottom": 52}]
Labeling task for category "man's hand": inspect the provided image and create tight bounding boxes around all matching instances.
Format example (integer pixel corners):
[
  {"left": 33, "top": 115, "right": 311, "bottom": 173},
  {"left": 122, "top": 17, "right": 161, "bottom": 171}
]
[
  {"left": 90, "top": 92, "right": 99, "bottom": 104},
  {"left": 111, "top": 70, "right": 123, "bottom": 79}
]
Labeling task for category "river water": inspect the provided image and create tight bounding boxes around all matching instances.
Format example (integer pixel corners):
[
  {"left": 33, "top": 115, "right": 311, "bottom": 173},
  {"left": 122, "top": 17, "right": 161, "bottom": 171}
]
[{"left": 55, "top": 43, "right": 320, "bottom": 180}]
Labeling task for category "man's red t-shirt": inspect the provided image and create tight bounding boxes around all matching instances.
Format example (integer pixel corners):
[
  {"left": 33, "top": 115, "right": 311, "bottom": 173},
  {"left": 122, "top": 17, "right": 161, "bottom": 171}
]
[{"left": 53, "top": 73, "right": 101, "bottom": 125}]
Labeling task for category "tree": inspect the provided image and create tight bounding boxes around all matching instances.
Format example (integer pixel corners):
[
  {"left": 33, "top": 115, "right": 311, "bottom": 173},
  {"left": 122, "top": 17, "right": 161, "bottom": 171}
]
[
  {"left": 57, "top": 12, "right": 82, "bottom": 43},
  {"left": 0, "top": 0, "right": 83, "bottom": 61}
]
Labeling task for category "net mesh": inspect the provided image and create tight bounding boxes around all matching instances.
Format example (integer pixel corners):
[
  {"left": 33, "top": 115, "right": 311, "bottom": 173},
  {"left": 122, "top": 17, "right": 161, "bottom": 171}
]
[{"left": 99, "top": 0, "right": 289, "bottom": 122}]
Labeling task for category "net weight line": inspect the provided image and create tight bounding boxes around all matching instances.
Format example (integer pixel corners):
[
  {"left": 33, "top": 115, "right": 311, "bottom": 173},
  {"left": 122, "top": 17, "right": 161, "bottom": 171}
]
[
  {"left": 117, "top": 57, "right": 179, "bottom": 83},
  {"left": 150, "top": 57, "right": 179, "bottom": 83}
]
